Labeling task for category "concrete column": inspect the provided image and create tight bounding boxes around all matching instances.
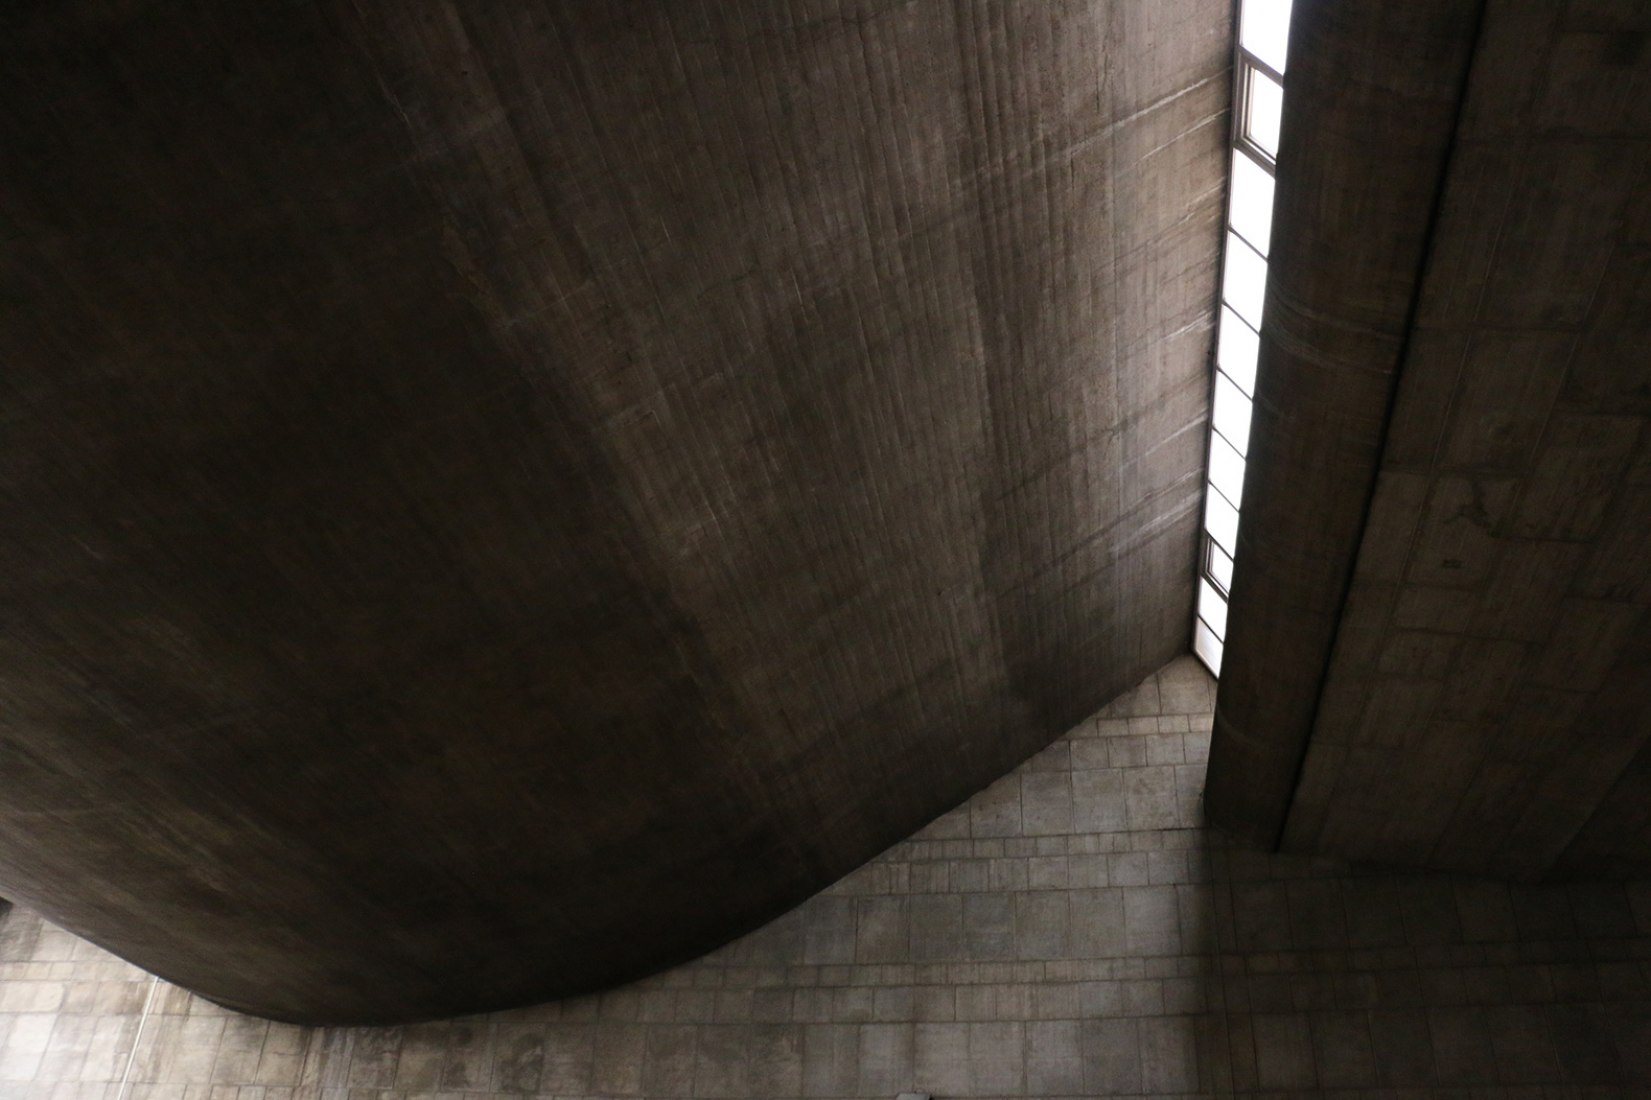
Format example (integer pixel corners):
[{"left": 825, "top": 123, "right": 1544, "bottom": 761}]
[{"left": 1204, "top": 0, "right": 1484, "bottom": 845}]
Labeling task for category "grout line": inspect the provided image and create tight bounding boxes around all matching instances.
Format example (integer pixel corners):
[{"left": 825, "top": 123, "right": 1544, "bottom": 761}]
[{"left": 115, "top": 973, "right": 161, "bottom": 1100}]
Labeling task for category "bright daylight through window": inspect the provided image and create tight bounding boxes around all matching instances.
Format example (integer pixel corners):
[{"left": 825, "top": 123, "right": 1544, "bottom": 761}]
[{"left": 1194, "top": 0, "right": 1292, "bottom": 676}]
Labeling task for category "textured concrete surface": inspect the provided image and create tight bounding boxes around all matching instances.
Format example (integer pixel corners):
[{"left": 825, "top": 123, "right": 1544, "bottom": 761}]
[
  {"left": 0, "top": 3, "right": 1226, "bottom": 1020},
  {"left": 1278, "top": 1, "right": 1651, "bottom": 879},
  {"left": 4, "top": 657, "right": 1650, "bottom": 1098},
  {"left": 1201, "top": 0, "right": 1485, "bottom": 847},
  {"left": 1207, "top": 0, "right": 1651, "bottom": 879}
]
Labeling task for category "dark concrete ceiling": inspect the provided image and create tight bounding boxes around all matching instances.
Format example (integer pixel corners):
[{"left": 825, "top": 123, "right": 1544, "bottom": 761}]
[
  {"left": 0, "top": 2, "right": 1229, "bottom": 1021},
  {"left": 1208, "top": 0, "right": 1651, "bottom": 879}
]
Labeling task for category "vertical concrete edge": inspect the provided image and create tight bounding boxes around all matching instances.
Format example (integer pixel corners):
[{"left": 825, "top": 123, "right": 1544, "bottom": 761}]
[{"left": 1203, "top": 0, "right": 1488, "bottom": 849}]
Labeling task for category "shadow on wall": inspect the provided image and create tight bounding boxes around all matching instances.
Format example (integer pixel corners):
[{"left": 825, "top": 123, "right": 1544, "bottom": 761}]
[
  {"left": 0, "top": 657, "right": 1648, "bottom": 1095},
  {"left": 1198, "top": 830, "right": 1651, "bottom": 1090}
]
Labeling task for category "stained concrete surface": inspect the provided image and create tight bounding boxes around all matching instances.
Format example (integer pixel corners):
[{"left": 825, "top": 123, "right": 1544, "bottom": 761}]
[
  {"left": 3, "top": 657, "right": 1650, "bottom": 1098},
  {"left": 1202, "top": 0, "right": 1484, "bottom": 849},
  {"left": 0, "top": 2, "right": 1227, "bottom": 1021},
  {"left": 1207, "top": 0, "right": 1651, "bottom": 879},
  {"left": 1278, "top": 1, "right": 1651, "bottom": 878}
]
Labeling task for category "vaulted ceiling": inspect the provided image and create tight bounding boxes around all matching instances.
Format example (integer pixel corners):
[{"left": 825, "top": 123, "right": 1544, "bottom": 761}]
[{"left": 0, "top": 1, "right": 1229, "bottom": 1022}]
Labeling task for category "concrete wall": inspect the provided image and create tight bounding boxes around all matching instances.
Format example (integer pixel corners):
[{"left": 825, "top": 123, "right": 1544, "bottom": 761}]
[
  {"left": 4, "top": 657, "right": 1650, "bottom": 1098},
  {"left": 0, "top": 2, "right": 1227, "bottom": 1021},
  {"left": 1280, "top": 1, "right": 1651, "bottom": 878},
  {"left": 1202, "top": 0, "right": 1483, "bottom": 848},
  {"left": 1208, "top": 0, "right": 1651, "bottom": 879}
]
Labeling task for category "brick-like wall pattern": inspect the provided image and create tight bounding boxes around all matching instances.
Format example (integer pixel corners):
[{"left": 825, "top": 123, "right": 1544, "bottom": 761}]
[{"left": 3, "top": 657, "right": 1649, "bottom": 1097}]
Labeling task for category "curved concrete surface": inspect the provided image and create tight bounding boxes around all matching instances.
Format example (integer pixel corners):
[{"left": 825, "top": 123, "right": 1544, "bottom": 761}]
[
  {"left": 0, "top": 1, "right": 1226, "bottom": 1021},
  {"left": 1204, "top": 0, "right": 1482, "bottom": 846}
]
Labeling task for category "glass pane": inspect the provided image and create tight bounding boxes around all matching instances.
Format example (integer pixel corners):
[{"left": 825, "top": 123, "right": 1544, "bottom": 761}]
[
  {"left": 1199, "top": 578, "right": 1229, "bottom": 640},
  {"left": 1218, "top": 306, "right": 1260, "bottom": 396},
  {"left": 1209, "top": 429, "right": 1246, "bottom": 507},
  {"left": 1223, "top": 231, "right": 1268, "bottom": 329},
  {"left": 1230, "top": 150, "right": 1275, "bottom": 256},
  {"left": 1246, "top": 66, "right": 1284, "bottom": 159},
  {"left": 1207, "top": 539, "right": 1235, "bottom": 594},
  {"left": 1194, "top": 616, "right": 1224, "bottom": 676},
  {"left": 1205, "top": 485, "right": 1239, "bottom": 555},
  {"left": 1241, "top": 0, "right": 1292, "bottom": 74},
  {"left": 1213, "top": 371, "right": 1253, "bottom": 457}
]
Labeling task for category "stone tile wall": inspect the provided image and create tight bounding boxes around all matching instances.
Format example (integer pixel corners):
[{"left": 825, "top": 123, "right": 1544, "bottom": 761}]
[{"left": 2, "top": 657, "right": 1648, "bottom": 1098}]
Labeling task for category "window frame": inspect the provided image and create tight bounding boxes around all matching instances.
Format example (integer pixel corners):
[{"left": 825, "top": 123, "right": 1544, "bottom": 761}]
[
  {"left": 1235, "top": 54, "right": 1285, "bottom": 170},
  {"left": 1194, "top": 1, "right": 1292, "bottom": 677}
]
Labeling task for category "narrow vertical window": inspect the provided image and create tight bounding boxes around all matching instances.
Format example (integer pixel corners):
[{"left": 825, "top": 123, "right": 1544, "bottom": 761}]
[{"left": 1195, "top": 0, "right": 1294, "bottom": 677}]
